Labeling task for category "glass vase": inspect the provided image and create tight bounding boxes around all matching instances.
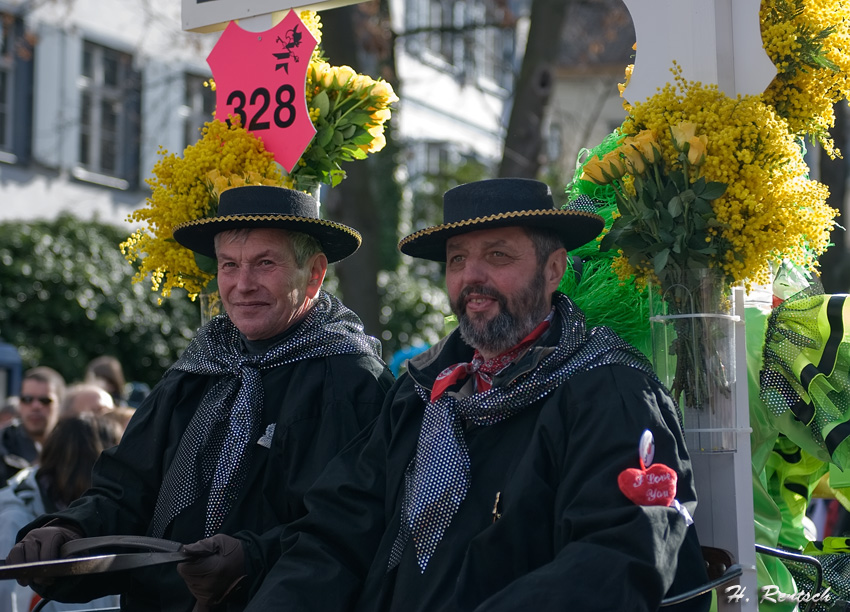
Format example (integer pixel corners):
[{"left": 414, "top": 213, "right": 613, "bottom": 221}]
[
  {"left": 649, "top": 268, "right": 739, "bottom": 452},
  {"left": 198, "top": 288, "right": 222, "bottom": 326}
]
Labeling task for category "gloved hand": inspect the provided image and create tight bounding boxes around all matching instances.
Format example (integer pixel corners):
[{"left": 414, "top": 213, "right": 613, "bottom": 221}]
[
  {"left": 177, "top": 533, "right": 246, "bottom": 611},
  {"left": 5, "top": 522, "right": 84, "bottom": 587}
]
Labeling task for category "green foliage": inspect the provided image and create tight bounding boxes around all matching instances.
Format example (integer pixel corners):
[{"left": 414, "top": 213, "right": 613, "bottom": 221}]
[{"left": 0, "top": 213, "right": 198, "bottom": 388}]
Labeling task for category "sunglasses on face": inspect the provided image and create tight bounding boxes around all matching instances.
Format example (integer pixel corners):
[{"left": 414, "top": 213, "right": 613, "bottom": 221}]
[{"left": 20, "top": 395, "right": 54, "bottom": 406}]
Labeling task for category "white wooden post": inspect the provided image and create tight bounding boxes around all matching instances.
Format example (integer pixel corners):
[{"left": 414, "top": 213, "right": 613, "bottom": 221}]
[{"left": 619, "top": 1, "right": 778, "bottom": 609}]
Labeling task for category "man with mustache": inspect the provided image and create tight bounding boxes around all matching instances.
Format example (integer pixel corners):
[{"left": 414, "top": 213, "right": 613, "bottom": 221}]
[{"left": 247, "top": 178, "right": 708, "bottom": 611}]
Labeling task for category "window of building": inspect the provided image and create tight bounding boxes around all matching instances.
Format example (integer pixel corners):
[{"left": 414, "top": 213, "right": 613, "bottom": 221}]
[
  {"left": 76, "top": 40, "right": 141, "bottom": 189},
  {"left": 182, "top": 73, "right": 215, "bottom": 147},
  {"left": 403, "top": 0, "right": 515, "bottom": 89},
  {"left": 0, "top": 13, "right": 33, "bottom": 164}
]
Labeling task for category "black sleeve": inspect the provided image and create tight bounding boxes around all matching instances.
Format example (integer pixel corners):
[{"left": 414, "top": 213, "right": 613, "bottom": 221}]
[
  {"left": 238, "top": 355, "right": 395, "bottom": 600},
  {"left": 245, "top": 377, "right": 410, "bottom": 611}
]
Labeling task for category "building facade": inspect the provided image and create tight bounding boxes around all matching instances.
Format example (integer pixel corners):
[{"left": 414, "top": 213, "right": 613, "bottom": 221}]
[{"left": 0, "top": 0, "right": 214, "bottom": 226}]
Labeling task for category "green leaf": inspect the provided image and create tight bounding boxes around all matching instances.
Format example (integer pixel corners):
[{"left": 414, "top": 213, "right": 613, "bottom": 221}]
[
  {"left": 348, "top": 111, "right": 371, "bottom": 125},
  {"left": 667, "top": 196, "right": 683, "bottom": 218},
  {"left": 658, "top": 229, "right": 674, "bottom": 244},
  {"left": 701, "top": 181, "right": 728, "bottom": 200},
  {"left": 687, "top": 254, "right": 710, "bottom": 268},
  {"left": 330, "top": 169, "right": 346, "bottom": 187},
  {"left": 679, "top": 189, "right": 696, "bottom": 204},
  {"left": 672, "top": 235, "right": 683, "bottom": 254},
  {"left": 194, "top": 252, "right": 217, "bottom": 273},
  {"left": 351, "top": 131, "right": 374, "bottom": 146},
  {"left": 332, "top": 130, "right": 344, "bottom": 146},
  {"left": 316, "top": 127, "right": 333, "bottom": 148},
  {"left": 599, "top": 233, "right": 617, "bottom": 252},
  {"left": 350, "top": 147, "right": 368, "bottom": 160},
  {"left": 692, "top": 198, "right": 713, "bottom": 215},
  {"left": 313, "top": 90, "right": 330, "bottom": 119},
  {"left": 619, "top": 232, "right": 652, "bottom": 251},
  {"left": 643, "top": 241, "right": 669, "bottom": 255}
]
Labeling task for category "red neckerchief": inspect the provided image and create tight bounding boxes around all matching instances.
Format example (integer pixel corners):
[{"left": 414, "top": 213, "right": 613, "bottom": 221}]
[{"left": 430, "top": 312, "right": 552, "bottom": 402}]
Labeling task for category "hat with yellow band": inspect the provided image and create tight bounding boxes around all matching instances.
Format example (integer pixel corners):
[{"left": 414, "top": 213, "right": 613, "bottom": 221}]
[
  {"left": 172, "top": 185, "right": 361, "bottom": 263},
  {"left": 398, "top": 178, "right": 604, "bottom": 262}
]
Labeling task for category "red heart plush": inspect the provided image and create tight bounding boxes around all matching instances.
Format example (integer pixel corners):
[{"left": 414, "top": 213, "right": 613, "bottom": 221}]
[{"left": 617, "top": 463, "right": 677, "bottom": 507}]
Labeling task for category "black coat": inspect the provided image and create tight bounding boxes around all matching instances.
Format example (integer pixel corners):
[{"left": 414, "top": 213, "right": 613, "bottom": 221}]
[
  {"left": 24, "top": 351, "right": 393, "bottom": 611},
  {"left": 248, "top": 322, "right": 708, "bottom": 611}
]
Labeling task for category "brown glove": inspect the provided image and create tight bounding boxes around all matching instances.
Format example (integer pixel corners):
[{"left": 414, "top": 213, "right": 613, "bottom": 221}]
[
  {"left": 177, "top": 533, "right": 246, "bottom": 611},
  {"left": 5, "top": 521, "right": 84, "bottom": 587}
]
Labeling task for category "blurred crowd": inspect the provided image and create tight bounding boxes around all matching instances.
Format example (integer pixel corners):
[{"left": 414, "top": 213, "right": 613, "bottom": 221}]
[{"left": 0, "top": 356, "right": 149, "bottom": 612}]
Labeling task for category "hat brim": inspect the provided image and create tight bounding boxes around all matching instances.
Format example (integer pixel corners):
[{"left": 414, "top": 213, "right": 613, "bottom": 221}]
[
  {"left": 398, "top": 210, "right": 604, "bottom": 262},
  {"left": 173, "top": 214, "right": 362, "bottom": 263}
]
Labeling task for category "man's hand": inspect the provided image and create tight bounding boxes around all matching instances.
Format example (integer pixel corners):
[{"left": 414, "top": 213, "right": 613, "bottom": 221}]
[
  {"left": 177, "top": 533, "right": 246, "bottom": 611},
  {"left": 5, "top": 523, "right": 84, "bottom": 587}
]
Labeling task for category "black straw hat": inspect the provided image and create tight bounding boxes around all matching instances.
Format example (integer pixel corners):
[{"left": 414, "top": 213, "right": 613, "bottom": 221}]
[
  {"left": 172, "top": 185, "right": 361, "bottom": 263},
  {"left": 398, "top": 178, "right": 604, "bottom": 261}
]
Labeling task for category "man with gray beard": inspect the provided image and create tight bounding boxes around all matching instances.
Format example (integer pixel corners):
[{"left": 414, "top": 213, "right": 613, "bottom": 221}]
[{"left": 247, "top": 178, "right": 709, "bottom": 611}]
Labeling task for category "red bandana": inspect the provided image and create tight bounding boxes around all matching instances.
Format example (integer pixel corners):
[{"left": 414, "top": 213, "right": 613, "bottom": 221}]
[{"left": 430, "top": 313, "right": 552, "bottom": 402}]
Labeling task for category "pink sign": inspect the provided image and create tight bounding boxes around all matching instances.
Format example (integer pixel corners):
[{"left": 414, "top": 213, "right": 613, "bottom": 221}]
[{"left": 207, "top": 11, "right": 318, "bottom": 173}]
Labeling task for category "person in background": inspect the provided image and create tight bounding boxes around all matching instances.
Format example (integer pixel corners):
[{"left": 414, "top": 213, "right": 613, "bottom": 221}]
[
  {"left": 0, "top": 396, "right": 20, "bottom": 428},
  {"left": 0, "top": 413, "right": 124, "bottom": 612},
  {"left": 246, "top": 178, "right": 707, "bottom": 612},
  {"left": 83, "top": 356, "right": 127, "bottom": 407},
  {"left": 0, "top": 367, "right": 65, "bottom": 484},
  {"left": 8, "top": 185, "right": 395, "bottom": 611},
  {"left": 59, "top": 383, "right": 115, "bottom": 418},
  {"left": 101, "top": 406, "right": 136, "bottom": 433},
  {"left": 125, "top": 381, "right": 151, "bottom": 409}
]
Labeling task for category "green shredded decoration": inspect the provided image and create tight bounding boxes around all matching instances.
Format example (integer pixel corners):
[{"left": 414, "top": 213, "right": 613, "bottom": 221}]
[{"left": 559, "top": 130, "right": 653, "bottom": 358}]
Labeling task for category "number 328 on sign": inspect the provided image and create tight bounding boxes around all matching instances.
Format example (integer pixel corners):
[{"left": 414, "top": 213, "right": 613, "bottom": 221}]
[{"left": 207, "top": 10, "right": 318, "bottom": 173}]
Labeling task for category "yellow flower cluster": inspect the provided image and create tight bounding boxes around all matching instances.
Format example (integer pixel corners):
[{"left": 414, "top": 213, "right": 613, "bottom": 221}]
[
  {"left": 120, "top": 119, "right": 283, "bottom": 299},
  {"left": 609, "top": 69, "right": 837, "bottom": 287},
  {"left": 760, "top": 0, "right": 850, "bottom": 157},
  {"left": 298, "top": 10, "right": 322, "bottom": 47}
]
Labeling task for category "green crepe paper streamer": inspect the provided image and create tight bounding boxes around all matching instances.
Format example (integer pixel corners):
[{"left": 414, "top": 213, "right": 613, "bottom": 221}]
[{"left": 559, "top": 129, "right": 653, "bottom": 358}]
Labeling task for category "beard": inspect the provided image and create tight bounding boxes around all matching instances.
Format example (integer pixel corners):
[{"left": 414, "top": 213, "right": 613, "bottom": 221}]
[{"left": 451, "top": 266, "right": 550, "bottom": 356}]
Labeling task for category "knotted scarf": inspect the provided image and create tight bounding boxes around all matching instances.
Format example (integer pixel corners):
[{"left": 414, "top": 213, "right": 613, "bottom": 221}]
[
  {"left": 388, "top": 293, "right": 657, "bottom": 571},
  {"left": 429, "top": 312, "right": 552, "bottom": 402},
  {"left": 151, "top": 291, "right": 382, "bottom": 538}
]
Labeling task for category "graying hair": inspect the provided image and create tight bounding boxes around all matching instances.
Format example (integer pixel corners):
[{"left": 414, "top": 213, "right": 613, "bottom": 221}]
[
  {"left": 214, "top": 227, "right": 323, "bottom": 268},
  {"left": 523, "top": 227, "right": 565, "bottom": 266}
]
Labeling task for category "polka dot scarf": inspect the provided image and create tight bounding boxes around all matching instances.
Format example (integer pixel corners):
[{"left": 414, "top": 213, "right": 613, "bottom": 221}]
[
  {"left": 151, "top": 291, "right": 382, "bottom": 539},
  {"left": 388, "top": 293, "right": 656, "bottom": 572}
]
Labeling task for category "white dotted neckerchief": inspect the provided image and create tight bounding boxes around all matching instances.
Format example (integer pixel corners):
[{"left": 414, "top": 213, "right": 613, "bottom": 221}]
[{"left": 150, "top": 291, "right": 382, "bottom": 539}]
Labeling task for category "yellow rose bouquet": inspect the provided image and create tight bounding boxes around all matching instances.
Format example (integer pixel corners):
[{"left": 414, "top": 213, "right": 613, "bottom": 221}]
[{"left": 295, "top": 59, "right": 398, "bottom": 191}]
